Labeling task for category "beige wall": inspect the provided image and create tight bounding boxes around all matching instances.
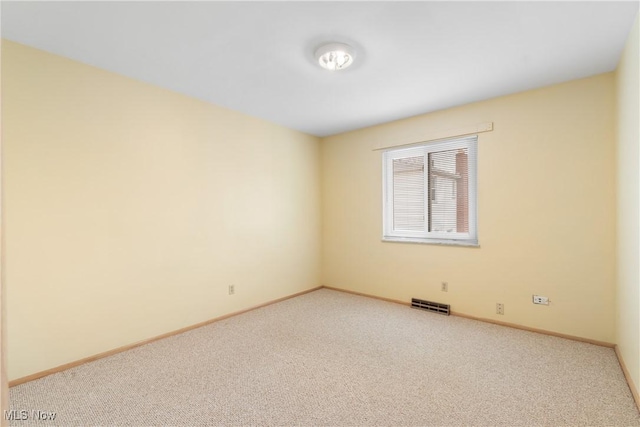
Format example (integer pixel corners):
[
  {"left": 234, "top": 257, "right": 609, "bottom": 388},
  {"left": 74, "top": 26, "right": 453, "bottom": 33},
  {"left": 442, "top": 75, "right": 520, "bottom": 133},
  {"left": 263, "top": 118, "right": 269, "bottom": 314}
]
[
  {"left": 2, "top": 40, "right": 322, "bottom": 381},
  {"left": 616, "top": 12, "right": 640, "bottom": 396},
  {"left": 322, "top": 74, "right": 616, "bottom": 343},
  {"left": 1, "top": 37, "right": 7, "bottom": 425}
]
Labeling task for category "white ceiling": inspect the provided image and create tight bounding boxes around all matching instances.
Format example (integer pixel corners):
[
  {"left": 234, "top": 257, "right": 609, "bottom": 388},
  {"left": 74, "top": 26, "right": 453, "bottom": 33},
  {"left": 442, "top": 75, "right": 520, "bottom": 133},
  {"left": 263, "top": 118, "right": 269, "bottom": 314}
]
[{"left": 2, "top": 1, "right": 638, "bottom": 137}]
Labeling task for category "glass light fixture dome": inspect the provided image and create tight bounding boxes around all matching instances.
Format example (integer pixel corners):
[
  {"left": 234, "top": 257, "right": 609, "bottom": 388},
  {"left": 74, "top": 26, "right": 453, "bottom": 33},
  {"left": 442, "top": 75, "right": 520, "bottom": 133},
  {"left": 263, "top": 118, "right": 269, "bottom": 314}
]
[{"left": 315, "top": 42, "right": 355, "bottom": 71}]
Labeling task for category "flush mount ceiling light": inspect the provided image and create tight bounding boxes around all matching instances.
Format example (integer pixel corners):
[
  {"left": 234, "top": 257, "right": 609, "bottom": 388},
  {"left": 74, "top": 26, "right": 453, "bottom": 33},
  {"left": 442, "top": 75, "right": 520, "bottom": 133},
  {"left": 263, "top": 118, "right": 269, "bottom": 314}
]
[{"left": 315, "top": 42, "right": 355, "bottom": 71}]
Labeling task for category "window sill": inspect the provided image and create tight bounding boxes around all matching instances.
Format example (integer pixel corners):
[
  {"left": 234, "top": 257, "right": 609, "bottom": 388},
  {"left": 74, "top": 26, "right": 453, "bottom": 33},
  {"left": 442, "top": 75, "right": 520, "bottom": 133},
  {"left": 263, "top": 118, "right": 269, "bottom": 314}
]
[{"left": 382, "top": 236, "right": 480, "bottom": 247}]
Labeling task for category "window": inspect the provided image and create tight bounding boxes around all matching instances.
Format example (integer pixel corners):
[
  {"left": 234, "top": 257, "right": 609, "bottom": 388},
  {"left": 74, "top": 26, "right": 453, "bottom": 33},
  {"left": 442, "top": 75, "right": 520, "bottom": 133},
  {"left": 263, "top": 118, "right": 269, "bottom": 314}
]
[{"left": 382, "top": 135, "right": 478, "bottom": 246}]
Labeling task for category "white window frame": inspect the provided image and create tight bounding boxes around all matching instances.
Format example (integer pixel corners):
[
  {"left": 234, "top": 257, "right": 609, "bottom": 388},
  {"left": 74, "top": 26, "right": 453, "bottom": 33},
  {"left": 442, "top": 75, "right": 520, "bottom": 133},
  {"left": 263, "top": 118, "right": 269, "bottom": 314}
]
[{"left": 382, "top": 135, "right": 478, "bottom": 246}]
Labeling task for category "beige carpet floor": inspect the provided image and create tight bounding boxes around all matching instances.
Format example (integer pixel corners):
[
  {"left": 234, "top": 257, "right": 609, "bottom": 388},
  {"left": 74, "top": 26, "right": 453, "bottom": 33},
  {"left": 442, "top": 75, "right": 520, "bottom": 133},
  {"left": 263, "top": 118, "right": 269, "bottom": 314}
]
[{"left": 9, "top": 288, "right": 640, "bottom": 426}]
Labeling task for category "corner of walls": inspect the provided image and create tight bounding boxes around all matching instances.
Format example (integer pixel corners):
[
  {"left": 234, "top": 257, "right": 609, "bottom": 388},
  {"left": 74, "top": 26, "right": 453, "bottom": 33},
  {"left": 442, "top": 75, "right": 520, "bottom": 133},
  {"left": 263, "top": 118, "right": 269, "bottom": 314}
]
[{"left": 615, "top": 11, "right": 640, "bottom": 401}]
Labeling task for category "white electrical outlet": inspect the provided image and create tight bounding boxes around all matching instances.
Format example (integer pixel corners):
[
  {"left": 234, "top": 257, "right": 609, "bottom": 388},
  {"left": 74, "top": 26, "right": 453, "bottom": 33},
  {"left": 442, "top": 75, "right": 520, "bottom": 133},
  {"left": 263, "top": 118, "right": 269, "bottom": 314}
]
[
  {"left": 441, "top": 282, "right": 448, "bottom": 292},
  {"left": 496, "top": 303, "right": 504, "bottom": 315},
  {"left": 228, "top": 285, "right": 235, "bottom": 295},
  {"left": 532, "top": 295, "right": 549, "bottom": 305}
]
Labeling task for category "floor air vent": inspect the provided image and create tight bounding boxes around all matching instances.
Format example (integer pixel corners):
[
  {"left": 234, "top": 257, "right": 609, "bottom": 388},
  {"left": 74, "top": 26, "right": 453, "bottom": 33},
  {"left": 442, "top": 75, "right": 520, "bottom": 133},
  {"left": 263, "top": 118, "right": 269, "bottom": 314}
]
[{"left": 411, "top": 298, "right": 450, "bottom": 316}]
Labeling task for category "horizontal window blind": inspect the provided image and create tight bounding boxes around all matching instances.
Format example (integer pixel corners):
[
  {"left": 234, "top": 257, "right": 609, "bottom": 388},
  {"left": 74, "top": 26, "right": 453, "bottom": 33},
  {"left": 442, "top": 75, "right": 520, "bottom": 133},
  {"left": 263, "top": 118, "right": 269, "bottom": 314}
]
[
  {"left": 428, "top": 147, "right": 469, "bottom": 234},
  {"left": 392, "top": 156, "right": 425, "bottom": 231}
]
